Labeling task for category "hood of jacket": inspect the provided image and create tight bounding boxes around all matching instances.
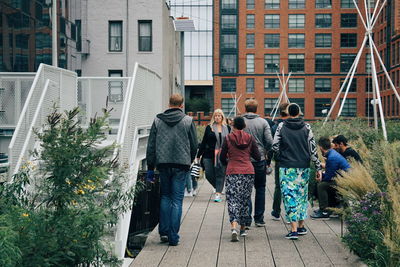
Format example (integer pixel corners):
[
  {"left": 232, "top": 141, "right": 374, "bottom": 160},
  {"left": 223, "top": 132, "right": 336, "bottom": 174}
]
[
  {"left": 156, "top": 108, "right": 186, "bottom": 127},
  {"left": 228, "top": 130, "right": 252, "bottom": 150},
  {"left": 242, "top": 113, "right": 259, "bottom": 120},
  {"left": 284, "top": 118, "right": 306, "bottom": 130}
]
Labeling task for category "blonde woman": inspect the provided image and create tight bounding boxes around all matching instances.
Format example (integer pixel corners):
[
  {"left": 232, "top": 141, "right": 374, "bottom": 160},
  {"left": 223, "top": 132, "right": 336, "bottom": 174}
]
[{"left": 197, "top": 109, "right": 231, "bottom": 202}]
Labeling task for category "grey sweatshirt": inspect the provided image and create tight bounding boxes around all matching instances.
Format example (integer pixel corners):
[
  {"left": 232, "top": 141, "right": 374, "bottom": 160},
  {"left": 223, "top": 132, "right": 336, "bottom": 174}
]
[{"left": 243, "top": 113, "right": 273, "bottom": 161}]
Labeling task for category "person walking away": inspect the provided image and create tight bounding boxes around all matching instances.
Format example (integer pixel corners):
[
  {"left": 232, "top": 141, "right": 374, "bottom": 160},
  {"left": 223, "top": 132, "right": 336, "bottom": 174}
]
[
  {"left": 197, "top": 109, "right": 231, "bottom": 202},
  {"left": 268, "top": 103, "right": 289, "bottom": 221},
  {"left": 146, "top": 94, "right": 198, "bottom": 246},
  {"left": 220, "top": 116, "right": 261, "bottom": 241},
  {"left": 271, "top": 103, "right": 322, "bottom": 240},
  {"left": 242, "top": 99, "right": 273, "bottom": 226},
  {"left": 332, "top": 135, "right": 363, "bottom": 163},
  {"left": 311, "top": 137, "right": 350, "bottom": 219}
]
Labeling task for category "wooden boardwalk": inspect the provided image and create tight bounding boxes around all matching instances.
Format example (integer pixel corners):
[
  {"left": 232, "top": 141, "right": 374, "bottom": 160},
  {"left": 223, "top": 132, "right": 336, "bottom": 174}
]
[{"left": 132, "top": 176, "right": 365, "bottom": 267}]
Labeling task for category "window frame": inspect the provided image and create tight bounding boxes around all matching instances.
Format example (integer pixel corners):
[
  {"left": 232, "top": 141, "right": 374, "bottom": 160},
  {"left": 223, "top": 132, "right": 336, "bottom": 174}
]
[
  {"left": 138, "top": 20, "right": 152, "bottom": 52},
  {"left": 109, "top": 21, "right": 123, "bottom": 52}
]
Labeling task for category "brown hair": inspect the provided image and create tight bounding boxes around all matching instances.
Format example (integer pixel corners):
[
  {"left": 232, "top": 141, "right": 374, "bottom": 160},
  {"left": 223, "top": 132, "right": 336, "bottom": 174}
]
[
  {"left": 169, "top": 94, "right": 184, "bottom": 107},
  {"left": 279, "top": 103, "right": 290, "bottom": 117},
  {"left": 245, "top": 98, "right": 258, "bottom": 113}
]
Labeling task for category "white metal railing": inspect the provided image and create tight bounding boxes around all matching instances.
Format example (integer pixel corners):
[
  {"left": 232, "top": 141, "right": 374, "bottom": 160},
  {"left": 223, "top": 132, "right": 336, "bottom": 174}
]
[{"left": 8, "top": 64, "right": 77, "bottom": 178}]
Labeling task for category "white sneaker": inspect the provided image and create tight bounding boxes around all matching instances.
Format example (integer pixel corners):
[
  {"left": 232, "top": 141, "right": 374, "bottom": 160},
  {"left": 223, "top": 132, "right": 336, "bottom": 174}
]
[
  {"left": 231, "top": 229, "right": 239, "bottom": 242},
  {"left": 214, "top": 194, "right": 222, "bottom": 202},
  {"left": 184, "top": 189, "right": 193, "bottom": 197},
  {"left": 192, "top": 189, "right": 197, "bottom": 196}
]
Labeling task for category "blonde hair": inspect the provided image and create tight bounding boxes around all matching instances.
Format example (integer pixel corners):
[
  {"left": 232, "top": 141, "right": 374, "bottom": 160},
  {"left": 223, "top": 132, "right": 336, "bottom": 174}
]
[
  {"left": 169, "top": 94, "right": 184, "bottom": 107},
  {"left": 209, "top": 109, "right": 227, "bottom": 126},
  {"left": 245, "top": 98, "right": 258, "bottom": 113}
]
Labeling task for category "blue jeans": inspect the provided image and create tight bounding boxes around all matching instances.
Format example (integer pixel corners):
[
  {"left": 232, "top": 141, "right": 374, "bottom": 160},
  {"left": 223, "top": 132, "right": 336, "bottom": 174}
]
[
  {"left": 185, "top": 172, "right": 193, "bottom": 192},
  {"left": 247, "top": 160, "right": 266, "bottom": 224},
  {"left": 159, "top": 167, "right": 188, "bottom": 244}
]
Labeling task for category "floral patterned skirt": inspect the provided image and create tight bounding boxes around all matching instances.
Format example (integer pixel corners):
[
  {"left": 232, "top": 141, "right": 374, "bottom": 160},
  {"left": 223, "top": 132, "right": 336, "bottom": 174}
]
[{"left": 279, "top": 168, "right": 310, "bottom": 222}]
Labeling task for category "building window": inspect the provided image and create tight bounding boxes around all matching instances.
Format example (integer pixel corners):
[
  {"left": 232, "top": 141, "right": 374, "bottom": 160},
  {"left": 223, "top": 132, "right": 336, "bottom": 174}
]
[
  {"left": 108, "top": 70, "right": 123, "bottom": 102},
  {"left": 341, "top": 33, "right": 357, "bottom": 47},
  {"left": 138, "top": 20, "right": 152, "bottom": 52},
  {"left": 76, "top": 20, "right": 82, "bottom": 52},
  {"left": 289, "top": 0, "right": 305, "bottom": 9},
  {"left": 247, "top": 54, "right": 255, "bottom": 73},
  {"left": 222, "top": 98, "right": 235, "bottom": 115},
  {"left": 315, "top": 33, "right": 332, "bottom": 48},
  {"left": 221, "top": 15, "right": 237, "bottom": 30},
  {"left": 340, "top": 54, "right": 356, "bottom": 72},
  {"left": 221, "top": 54, "right": 237, "bottom": 73},
  {"left": 221, "top": 34, "right": 237, "bottom": 49},
  {"left": 247, "top": 14, "right": 255, "bottom": 29},
  {"left": 340, "top": 98, "right": 357, "bottom": 117},
  {"left": 265, "top": 14, "right": 280, "bottom": 28},
  {"left": 246, "top": 34, "right": 255, "bottom": 48},
  {"left": 288, "top": 34, "right": 305, "bottom": 48},
  {"left": 246, "top": 78, "right": 255, "bottom": 92},
  {"left": 315, "top": 98, "right": 331, "bottom": 117},
  {"left": 247, "top": 0, "right": 255, "bottom": 9},
  {"left": 265, "top": 98, "right": 278, "bottom": 115},
  {"left": 265, "top": 0, "right": 280, "bottom": 9},
  {"left": 316, "top": 0, "right": 332, "bottom": 8},
  {"left": 365, "top": 77, "right": 373, "bottom": 92},
  {"left": 289, "top": 14, "right": 305, "bottom": 28},
  {"left": 291, "top": 98, "right": 305, "bottom": 114},
  {"left": 264, "top": 78, "right": 280, "bottom": 92},
  {"left": 341, "top": 13, "right": 357, "bottom": 27},
  {"left": 315, "top": 54, "right": 331, "bottom": 72},
  {"left": 365, "top": 53, "right": 371, "bottom": 73},
  {"left": 288, "top": 54, "right": 305, "bottom": 73},
  {"left": 221, "top": 78, "right": 237, "bottom": 92},
  {"left": 315, "top": 14, "right": 332, "bottom": 28},
  {"left": 341, "top": 0, "right": 357, "bottom": 8},
  {"left": 221, "top": 0, "right": 237, "bottom": 9},
  {"left": 265, "top": 34, "right": 280, "bottom": 48},
  {"left": 340, "top": 78, "right": 357, "bottom": 92},
  {"left": 109, "top": 21, "right": 122, "bottom": 52},
  {"left": 264, "top": 54, "right": 280, "bottom": 73},
  {"left": 288, "top": 78, "right": 305, "bottom": 93},
  {"left": 315, "top": 78, "right": 331, "bottom": 92}
]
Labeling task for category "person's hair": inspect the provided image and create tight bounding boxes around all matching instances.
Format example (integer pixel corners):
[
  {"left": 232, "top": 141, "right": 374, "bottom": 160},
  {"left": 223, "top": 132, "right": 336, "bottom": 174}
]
[
  {"left": 318, "top": 137, "right": 332, "bottom": 150},
  {"left": 332, "top": 135, "right": 348, "bottom": 146},
  {"left": 245, "top": 98, "right": 258, "bottom": 113},
  {"left": 169, "top": 94, "right": 184, "bottom": 107},
  {"left": 288, "top": 103, "right": 301, "bottom": 117},
  {"left": 279, "top": 103, "right": 290, "bottom": 117},
  {"left": 209, "top": 109, "right": 227, "bottom": 125},
  {"left": 233, "top": 116, "right": 246, "bottom": 130}
]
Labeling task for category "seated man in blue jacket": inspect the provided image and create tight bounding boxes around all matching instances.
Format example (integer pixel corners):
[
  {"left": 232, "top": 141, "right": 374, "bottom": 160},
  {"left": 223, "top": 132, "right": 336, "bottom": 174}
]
[{"left": 311, "top": 137, "right": 350, "bottom": 219}]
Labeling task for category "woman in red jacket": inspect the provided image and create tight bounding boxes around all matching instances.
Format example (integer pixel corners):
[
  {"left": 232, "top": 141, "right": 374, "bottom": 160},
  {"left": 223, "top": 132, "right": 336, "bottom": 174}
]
[{"left": 220, "top": 116, "right": 261, "bottom": 242}]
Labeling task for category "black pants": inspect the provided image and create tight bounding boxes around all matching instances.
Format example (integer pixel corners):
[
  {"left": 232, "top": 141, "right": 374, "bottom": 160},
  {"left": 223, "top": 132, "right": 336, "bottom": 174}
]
[
  {"left": 272, "top": 162, "right": 281, "bottom": 215},
  {"left": 317, "top": 181, "right": 339, "bottom": 211},
  {"left": 247, "top": 160, "right": 266, "bottom": 223}
]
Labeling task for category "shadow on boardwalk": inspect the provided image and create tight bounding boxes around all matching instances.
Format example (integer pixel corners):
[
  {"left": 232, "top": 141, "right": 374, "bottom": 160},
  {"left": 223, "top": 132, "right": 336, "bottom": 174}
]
[{"left": 132, "top": 176, "right": 366, "bottom": 267}]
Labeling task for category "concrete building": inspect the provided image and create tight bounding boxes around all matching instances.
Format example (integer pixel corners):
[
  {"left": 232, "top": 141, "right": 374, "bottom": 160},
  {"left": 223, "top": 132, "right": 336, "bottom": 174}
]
[
  {"left": 213, "top": 0, "right": 379, "bottom": 120},
  {"left": 170, "top": 0, "right": 214, "bottom": 112}
]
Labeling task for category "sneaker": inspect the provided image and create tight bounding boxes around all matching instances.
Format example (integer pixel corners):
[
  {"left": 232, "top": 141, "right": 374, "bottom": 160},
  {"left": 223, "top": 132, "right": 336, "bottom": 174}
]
[
  {"left": 184, "top": 189, "right": 193, "bottom": 197},
  {"left": 240, "top": 229, "right": 247, "bottom": 237},
  {"left": 271, "top": 211, "right": 280, "bottom": 221},
  {"left": 231, "top": 229, "right": 239, "bottom": 242},
  {"left": 297, "top": 227, "right": 308, "bottom": 235},
  {"left": 255, "top": 220, "right": 266, "bottom": 227},
  {"left": 192, "top": 189, "right": 197, "bottom": 196},
  {"left": 169, "top": 241, "right": 180, "bottom": 246},
  {"left": 310, "top": 210, "right": 330, "bottom": 220},
  {"left": 214, "top": 194, "right": 222, "bottom": 202},
  {"left": 160, "top": 235, "right": 169, "bottom": 243},
  {"left": 285, "top": 231, "right": 299, "bottom": 240},
  {"left": 329, "top": 212, "right": 340, "bottom": 218}
]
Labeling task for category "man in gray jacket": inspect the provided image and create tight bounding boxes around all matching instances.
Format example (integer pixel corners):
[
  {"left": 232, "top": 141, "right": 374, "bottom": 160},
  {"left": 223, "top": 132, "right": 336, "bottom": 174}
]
[
  {"left": 243, "top": 99, "right": 273, "bottom": 226},
  {"left": 146, "top": 94, "right": 198, "bottom": 246}
]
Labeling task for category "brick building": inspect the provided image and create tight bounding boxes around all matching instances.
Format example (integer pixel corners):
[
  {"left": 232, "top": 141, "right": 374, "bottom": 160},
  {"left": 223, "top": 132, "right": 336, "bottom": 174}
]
[{"left": 213, "top": 0, "right": 400, "bottom": 121}]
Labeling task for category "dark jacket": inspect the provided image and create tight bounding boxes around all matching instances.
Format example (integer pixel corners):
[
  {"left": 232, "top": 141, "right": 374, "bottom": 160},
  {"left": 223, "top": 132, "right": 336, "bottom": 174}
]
[
  {"left": 272, "top": 118, "right": 322, "bottom": 170},
  {"left": 341, "top": 147, "right": 363, "bottom": 163},
  {"left": 243, "top": 113, "right": 273, "bottom": 161},
  {"left": 197, "top": 124, "right": 231, "bottom": 159},
  {"left": 323, "top": 149, "right": 350, "bottom": 182},
  {"left": 271, "top": 119, "right": 284, "bottom": 137},
  {"left": 220, "top": 130, "right": 261, "bottom": 175},
  {"left": 146, "top": 108, "right": 198, "bottom": 171}
]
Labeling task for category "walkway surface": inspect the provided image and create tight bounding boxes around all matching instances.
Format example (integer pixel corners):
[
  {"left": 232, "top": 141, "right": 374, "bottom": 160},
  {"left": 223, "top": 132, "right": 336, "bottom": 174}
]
[{"left": 132, "top": 175, "right": 365, "bottom": 267}]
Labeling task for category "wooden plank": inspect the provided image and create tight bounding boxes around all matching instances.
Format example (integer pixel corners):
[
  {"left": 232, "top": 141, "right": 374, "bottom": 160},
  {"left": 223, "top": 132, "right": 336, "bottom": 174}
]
[
  {"left": 217, "top": 201, "right": 246, "bottom": 267},
  {"left": 131, "top": 179, "right": 205, "bottom": 267},
  {"left": 188, "top": 182, "right": 225, "bottom": 267},
  {"left": 244, "top": 224, "right": 275, "bottom": 267}
]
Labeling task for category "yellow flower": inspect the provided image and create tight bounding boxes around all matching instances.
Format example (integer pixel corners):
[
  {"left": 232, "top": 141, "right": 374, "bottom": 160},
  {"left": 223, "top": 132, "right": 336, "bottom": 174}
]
[
  {"left": 76, "top": 189, "right": 85, "bottom": 195},
  {"left": 22, "top": 213, "right": 29, "bottom": 217},
  {"left": 88, "top": 179, "right": 93, "bottom": 183},
  {"left": 66, "top": 180, "right": 71, "bottom": 185},
  {"left": 71, "top": 200, "right": 77, "bottom": 206}
]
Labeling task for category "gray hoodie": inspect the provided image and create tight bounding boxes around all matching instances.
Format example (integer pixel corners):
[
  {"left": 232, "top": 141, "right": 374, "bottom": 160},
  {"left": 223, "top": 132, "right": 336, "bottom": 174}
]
[
  {"left": 242, "top": 113, "right": 273, "bottom": 161},
  {"left": 146, "top": 108, "right": 198, "bottom": 170}
]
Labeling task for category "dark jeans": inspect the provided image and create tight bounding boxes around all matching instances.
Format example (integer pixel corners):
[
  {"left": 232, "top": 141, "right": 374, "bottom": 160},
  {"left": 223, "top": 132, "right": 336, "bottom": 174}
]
[
  {"left": 203, "top": 158, "right": 226, "bottom": 193},
  {"left": 159, "top": 167, "right": 189, "bottom": 245},
  {"left": 247, "top": 160, "right": 267, "bottom": 223},
  {"left": 317, "top": 180, "right": 339, "bottom": 211},
  {"left": 272, "top": 162, "right": 281, "bottom": 215}
]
